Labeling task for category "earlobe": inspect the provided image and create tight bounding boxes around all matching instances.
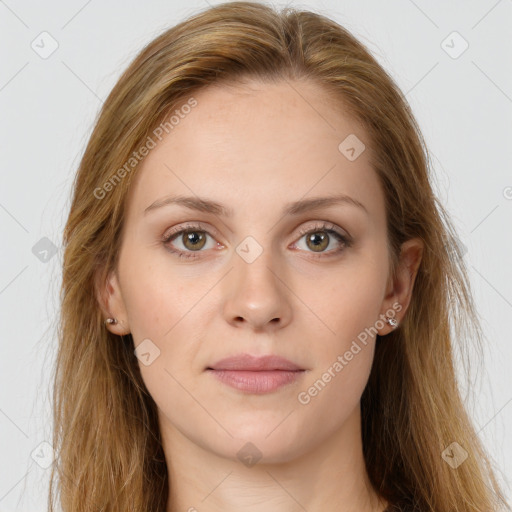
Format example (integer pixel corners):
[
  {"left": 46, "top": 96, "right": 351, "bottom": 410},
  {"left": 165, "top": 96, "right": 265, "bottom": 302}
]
[{"left": 94, "top": 268, "right": 131, "bottom": 335}]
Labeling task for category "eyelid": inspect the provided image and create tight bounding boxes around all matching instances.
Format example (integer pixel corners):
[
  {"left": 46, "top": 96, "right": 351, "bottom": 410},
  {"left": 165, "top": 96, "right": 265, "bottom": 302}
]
[
  {"left": 163, "top": 220, "right": 349, "bottom": 240},
  {"left": 295, "top": 220, "right": 349, "bottom": 239},
  {"left": 162, "top": 221, "right": 221, "bottom": 242}
]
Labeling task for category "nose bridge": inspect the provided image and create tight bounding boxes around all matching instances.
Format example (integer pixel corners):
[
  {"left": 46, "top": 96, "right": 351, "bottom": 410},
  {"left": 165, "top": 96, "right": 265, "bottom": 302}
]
[
  {"left": 222, "top": 235, "right": 292, "bottom": 329},
  {"left": 233, "top": 237, "right": 283, "bottom": 299}
]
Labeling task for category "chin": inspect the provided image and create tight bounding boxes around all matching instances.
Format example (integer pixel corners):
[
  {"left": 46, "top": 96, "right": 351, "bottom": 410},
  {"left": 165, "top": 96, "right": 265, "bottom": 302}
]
[
  {"left": 226, "top": 422, "right": 307, "bottom": 462},
  {"left": 220, "top": 436, "right": 306, "bottom": 467}
]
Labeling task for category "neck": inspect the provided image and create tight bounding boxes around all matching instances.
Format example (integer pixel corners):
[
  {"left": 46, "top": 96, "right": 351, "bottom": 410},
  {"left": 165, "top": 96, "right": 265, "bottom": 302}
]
[{"left": 162, "top": 405, "right": 387, "bottom": 512}]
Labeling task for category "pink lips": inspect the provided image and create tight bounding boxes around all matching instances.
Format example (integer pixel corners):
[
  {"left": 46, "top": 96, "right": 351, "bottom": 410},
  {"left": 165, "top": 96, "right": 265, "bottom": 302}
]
[{"left": 206, "top": 354, "right": 306, "bottom": 394}]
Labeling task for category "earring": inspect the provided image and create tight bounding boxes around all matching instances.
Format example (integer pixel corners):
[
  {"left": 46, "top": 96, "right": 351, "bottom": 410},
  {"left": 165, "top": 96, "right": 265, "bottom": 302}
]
[
  {"left": 105, "top": 317, "right": 118, "bottom": 325},
  {"left": 386, "top": 317, "right": 398, "bottom": 329}
]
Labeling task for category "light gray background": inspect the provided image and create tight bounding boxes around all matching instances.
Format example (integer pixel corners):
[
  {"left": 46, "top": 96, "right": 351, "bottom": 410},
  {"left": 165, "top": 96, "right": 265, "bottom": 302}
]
[{"left": 0, "top": 0, "right": 511, "bottom": 509}]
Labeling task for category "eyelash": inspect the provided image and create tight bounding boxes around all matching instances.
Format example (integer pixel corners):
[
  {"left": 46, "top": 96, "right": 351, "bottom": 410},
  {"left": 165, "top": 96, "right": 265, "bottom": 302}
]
[{"left": 161, "top": 222, "right": 352, "bottom": 260}]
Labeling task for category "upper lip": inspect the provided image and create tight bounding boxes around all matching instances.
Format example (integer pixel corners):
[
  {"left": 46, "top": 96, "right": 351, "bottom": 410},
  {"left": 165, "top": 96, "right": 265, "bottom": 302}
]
[{"left": 207, "top": 354, "right": 304, "bottom": 371}]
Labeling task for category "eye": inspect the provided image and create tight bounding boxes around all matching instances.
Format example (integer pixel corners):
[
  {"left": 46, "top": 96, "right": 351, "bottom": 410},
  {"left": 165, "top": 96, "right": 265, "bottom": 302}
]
[
  {"left": 162, "top": 223, "right": 219, "bottom": 259},
  {"left": 162, "top": 221, "right": 352, "bottom": 259},
  {"left": 292, "top": 221, "right": 352, "bottom": 257}
]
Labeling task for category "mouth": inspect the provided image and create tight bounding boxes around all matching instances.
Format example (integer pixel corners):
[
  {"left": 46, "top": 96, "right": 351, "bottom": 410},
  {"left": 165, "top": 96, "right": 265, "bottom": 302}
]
[{"left": 205, "top": 353, "right": 306, "bottom": 394}]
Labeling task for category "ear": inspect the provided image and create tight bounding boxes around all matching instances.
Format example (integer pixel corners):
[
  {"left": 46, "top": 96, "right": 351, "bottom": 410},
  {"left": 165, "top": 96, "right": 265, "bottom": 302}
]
[
  {"left": 378, "top": 237, "right": 424, "bottom": 335},
  {"left": 94, "top": 267, "right": 131, "bottom": 335}
]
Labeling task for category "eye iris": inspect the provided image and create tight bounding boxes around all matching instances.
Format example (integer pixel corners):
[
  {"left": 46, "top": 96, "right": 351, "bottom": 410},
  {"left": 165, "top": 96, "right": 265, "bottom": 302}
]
[
  {"left": 306, "top": 231, "right": 329, "bottom": 252},
  {"left": 183, "top": 231, "right": 206, "bottom": 251}
]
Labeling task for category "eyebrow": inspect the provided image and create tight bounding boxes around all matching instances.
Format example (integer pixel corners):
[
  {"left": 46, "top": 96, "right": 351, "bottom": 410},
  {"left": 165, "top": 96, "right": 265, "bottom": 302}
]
[{"left": 144, "top": 193, "right": 368, "bottom": 217}]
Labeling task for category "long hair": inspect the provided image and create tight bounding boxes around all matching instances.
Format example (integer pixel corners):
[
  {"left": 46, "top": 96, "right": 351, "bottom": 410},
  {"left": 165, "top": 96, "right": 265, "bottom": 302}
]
[{"left": 50, "top": 2, "right": 510, "bottom": 510}]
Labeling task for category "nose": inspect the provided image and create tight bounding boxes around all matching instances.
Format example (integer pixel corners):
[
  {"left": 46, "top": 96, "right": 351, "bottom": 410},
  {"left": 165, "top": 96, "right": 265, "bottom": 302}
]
[{"left": 222, "top": 247, "right": 293, "bottom": 332}]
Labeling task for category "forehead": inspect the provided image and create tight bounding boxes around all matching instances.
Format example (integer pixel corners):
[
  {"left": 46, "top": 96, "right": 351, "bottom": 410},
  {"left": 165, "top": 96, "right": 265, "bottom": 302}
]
[{"left": 125, "top": 78, "right": 384, "bottom": 223}]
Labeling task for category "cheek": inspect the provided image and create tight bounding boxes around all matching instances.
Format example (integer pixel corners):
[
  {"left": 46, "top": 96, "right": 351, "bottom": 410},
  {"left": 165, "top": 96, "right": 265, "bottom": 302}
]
[
  {"left": 295, "top": 344, "right": 374, "bottom": 447},
  {"left": 118, "top": 245, "right": 212, "bottom": 396},
  {"left": 119, "top": 246, "right": 206, "bottom": 342},
  {"left": 292, "top": 252, "right": 385, "bottom": 416},
  {"left": 300, "top": 256, "right": 386, "bottom": 357}
]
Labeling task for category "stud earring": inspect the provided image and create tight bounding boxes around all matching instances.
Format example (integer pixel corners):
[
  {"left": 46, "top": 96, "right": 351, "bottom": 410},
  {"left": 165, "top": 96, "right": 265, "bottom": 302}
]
[
  {"left": 386, "top": 317, "right": 398, "bottom": 329},
  {"left": 105, "top": 317, "right": 118, "bottom": 326}
]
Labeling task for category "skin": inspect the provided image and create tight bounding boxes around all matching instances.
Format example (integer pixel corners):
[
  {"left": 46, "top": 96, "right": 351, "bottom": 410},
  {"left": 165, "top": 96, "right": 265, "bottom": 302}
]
[{"left": 98, "top": 78, "right": 423, "bottom": 512}]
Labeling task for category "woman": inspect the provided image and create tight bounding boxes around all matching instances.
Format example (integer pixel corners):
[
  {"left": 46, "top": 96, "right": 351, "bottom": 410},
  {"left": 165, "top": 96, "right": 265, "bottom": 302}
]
[{"left": 50, "top": 2, "right": 510, "bottom": 511}]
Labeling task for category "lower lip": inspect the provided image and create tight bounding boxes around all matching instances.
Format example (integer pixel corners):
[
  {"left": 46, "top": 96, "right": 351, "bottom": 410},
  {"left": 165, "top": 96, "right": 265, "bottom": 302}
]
[{"left": 206, "top": 369, "right": 305, "bottom": 394}]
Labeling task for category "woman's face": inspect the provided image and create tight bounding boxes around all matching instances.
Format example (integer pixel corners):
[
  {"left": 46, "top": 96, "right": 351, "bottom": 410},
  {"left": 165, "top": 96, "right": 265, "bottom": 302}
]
[{"left": 102, "top": 78, "right": 418, "bottom": 464}]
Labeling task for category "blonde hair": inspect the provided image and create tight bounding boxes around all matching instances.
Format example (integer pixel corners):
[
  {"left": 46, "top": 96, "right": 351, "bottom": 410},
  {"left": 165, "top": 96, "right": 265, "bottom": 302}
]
[{"left": 50, "top": 2, "right": 510, "bottom": 511}]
